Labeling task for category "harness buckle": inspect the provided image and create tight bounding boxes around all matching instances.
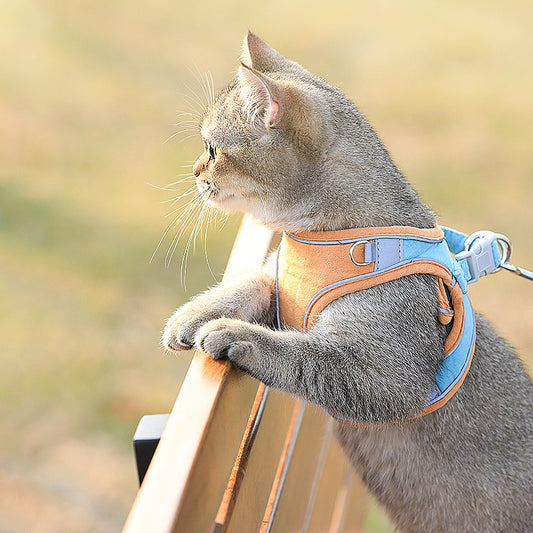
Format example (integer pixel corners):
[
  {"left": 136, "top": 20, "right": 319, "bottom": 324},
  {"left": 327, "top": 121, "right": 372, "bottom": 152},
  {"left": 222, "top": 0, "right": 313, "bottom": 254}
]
[{"left": 455, "top": 231, "right": 510, "bottom": 284}]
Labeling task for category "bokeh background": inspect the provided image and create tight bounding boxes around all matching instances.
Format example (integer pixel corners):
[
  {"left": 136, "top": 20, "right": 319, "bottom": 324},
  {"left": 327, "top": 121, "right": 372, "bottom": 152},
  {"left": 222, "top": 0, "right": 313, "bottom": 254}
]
[{"left": 1, "top": 1, "right": 532, "bottom": 532}]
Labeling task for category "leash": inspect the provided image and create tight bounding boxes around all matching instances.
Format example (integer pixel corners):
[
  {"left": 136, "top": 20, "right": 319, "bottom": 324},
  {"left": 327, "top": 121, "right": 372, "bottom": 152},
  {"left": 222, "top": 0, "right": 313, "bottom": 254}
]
[{"left": 487, "top": 232, "right": 533, "bottom": 280}]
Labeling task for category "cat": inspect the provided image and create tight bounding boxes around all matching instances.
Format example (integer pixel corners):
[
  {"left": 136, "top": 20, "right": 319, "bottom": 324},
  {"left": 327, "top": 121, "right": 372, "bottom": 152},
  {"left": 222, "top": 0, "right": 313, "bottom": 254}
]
[{"left": 163, "top": 32, "right": 533, "bottom": 532}]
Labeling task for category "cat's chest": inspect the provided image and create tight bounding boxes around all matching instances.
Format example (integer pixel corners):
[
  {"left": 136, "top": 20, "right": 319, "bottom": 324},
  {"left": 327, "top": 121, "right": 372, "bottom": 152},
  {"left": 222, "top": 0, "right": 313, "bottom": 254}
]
[{"left": 336, "top": 423, "right": 425, "bottom": 483}]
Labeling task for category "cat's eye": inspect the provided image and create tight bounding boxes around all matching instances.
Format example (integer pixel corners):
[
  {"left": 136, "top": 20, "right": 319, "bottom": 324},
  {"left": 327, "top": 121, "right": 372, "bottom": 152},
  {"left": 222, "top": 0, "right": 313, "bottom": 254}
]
[{"left": 207, "top": 143, "right": 218, "bottom": 161}]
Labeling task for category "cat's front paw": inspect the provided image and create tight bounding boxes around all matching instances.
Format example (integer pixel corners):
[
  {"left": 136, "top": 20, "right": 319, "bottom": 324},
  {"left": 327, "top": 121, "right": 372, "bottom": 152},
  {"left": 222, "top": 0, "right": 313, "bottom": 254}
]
[
  {"left": 195, "top": 318, "right": 257, "bottom": 365},
  {"left": 163, "top": 306, "right": 219, "bottom": 352}
]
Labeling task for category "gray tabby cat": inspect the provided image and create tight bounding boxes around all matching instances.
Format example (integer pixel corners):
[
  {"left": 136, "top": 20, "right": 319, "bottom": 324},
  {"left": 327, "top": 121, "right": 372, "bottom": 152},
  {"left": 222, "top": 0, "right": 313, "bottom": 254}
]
[{"left": 163, "top": 32, "right": 533, "bottom": 532}]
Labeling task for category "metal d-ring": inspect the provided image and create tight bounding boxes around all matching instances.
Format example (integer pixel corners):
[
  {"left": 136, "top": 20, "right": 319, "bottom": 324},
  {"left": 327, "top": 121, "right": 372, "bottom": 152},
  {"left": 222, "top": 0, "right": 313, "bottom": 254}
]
[
  {"left": 495, "top": 235, "right": 513, "bottom": 268},
  {"left": 350, "top": 240, "right": 372, "bottom": 266}
]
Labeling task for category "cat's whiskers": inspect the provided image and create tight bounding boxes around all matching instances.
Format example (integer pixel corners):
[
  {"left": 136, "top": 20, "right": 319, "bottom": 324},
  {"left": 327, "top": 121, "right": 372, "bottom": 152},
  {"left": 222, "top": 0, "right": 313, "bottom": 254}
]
[
  {"left": 217, "top": 210, "right": 230, "bottom": 231},
  {"left": 151, "top": 199, "right": 196, "bottom": 265},
  {"left": 170, "top": 119, "right": 200, "bottom": 128},
  {"left": 164, "top": 186, "right": 199, "bottom": 215},
  {"left": 150, "top": 188, "right": 202, "bottom": 265},
  {"left": 164, "top": 131, "right": 200, "bottom": 145},
  {"left": 179, "top": 195, "right": 211, "bottom": 287},
  {"left": 149, "top": 178, "right": 195, "bottom": 194},
  {"left": 169, "top": 192, "right": 205, "bottom": 233},
  {"left": 188, "top": 65, "right": 215, "bottom": 110},
  {"left": 161, "top": 170, "right": 197, "bottom": 188},
  {"left": 202, "top": 202, "right": 218, "bottom": 284},
  {"left": 206, "top": 70, "right": 216, "bottom": 108},
  {"left": 165, "top": 193, "right": 205, "bottom": 269},
  {"left": 180, "top": 86, "right": 207, "bottom": 117},
  {"left": 165, "top": 122, "right": 200, "bottom": 141},
  {"left": 175, "top": 111, "right": 203, "bottom": 121},
  {"left": 160, "top": 184, "right": 197, "bottom": 200},
  {"left": 155, "top": 66, "right": 221, "bottom": 284}
]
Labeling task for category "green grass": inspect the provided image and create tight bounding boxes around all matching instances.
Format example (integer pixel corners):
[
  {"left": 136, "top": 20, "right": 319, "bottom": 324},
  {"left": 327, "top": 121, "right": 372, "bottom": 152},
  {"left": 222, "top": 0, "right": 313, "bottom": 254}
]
[{"left": 1, "top": 1, "right": 532, "bottom": 532}]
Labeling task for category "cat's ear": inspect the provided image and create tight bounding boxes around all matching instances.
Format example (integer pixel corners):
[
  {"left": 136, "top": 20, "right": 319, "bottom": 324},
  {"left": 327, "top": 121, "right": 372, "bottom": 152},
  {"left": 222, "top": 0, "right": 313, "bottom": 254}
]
[
  {"left": 238, "top": 63, "right": 284, "bottom": 131},
  {"left": 241, "top": 31, "right": 289, "bottom": 73}
]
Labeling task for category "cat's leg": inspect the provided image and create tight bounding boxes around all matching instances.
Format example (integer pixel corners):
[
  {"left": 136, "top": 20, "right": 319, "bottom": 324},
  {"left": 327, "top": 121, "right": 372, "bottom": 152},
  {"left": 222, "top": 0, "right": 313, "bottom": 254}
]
[
  {"left": 195, "top": 282, "right": 442, "bottom": 423},
  {"left": 163, "top": 270, "right": 275, "bottom": 351},
  {"left": 195, "top": 276, "right": 444, "bottom": 422},
  {"left": 195, "top": 317, "right": 396, "bottom": 421}
]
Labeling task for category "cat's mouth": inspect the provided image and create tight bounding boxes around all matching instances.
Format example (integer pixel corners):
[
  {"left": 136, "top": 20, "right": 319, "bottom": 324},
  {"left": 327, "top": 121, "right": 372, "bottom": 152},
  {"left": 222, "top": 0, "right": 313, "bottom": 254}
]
[
  {"left": 197, "top": 178, "right": 218, "bottom": 199},
  {"left": 197, "top": 179, "right": 234, "bottom": 205}
]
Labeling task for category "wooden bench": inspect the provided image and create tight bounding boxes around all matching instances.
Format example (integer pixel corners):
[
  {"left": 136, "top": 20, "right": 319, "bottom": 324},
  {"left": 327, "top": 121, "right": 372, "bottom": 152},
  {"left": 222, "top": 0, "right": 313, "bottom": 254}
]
[{"left": 123, "top": 215, "right": 367, "bottom": 533}]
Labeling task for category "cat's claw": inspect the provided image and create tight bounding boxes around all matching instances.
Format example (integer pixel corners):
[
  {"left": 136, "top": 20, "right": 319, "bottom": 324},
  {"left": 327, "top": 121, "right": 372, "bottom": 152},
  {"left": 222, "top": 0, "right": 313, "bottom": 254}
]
[
  {"left": 165, "top": 335, "right": 193, "bottom": 352},
  {"left": 163, "top": 316, "right": 199, "bottom": 351},
  {"left": 163, "top": 306, "right": 223, "bottom": 352}
]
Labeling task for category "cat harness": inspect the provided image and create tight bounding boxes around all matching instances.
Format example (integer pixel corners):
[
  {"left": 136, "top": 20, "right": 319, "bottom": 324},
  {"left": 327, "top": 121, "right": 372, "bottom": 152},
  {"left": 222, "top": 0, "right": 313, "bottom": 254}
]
[{"left": 275, "top": 225, "right": 513, "bottom": 423}]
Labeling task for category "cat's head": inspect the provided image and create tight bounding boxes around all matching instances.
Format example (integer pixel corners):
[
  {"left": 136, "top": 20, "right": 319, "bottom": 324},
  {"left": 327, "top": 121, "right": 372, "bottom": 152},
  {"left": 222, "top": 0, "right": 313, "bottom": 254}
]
[{"left": 192, "top": 32, "right": 434, "bottom": 231}]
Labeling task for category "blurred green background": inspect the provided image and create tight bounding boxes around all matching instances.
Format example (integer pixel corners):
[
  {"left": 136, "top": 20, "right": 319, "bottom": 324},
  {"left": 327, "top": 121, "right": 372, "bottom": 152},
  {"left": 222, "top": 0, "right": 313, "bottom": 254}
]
[{"left": 1, "top": 1, "right": 532, "bottom": 532}]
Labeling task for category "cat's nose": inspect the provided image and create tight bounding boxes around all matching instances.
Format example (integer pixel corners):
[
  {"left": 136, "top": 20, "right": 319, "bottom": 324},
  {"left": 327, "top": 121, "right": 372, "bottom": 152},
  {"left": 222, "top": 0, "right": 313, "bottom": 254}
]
[
  {"left": 192, "top": 160, "right": 201, "bottom": 178},
  {"left": 193, "top": 154, "right": 206, "bottom": 178}
]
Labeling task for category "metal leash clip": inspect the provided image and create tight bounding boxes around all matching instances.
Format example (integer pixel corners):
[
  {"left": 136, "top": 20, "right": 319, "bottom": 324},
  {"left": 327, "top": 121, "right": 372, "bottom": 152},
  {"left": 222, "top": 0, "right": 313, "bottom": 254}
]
[
  {"left": 460, "top": 231, "right": 533, "bottom": 282},
  {"left": 500, "top": 259, "right": 533, "bottom": 281}
]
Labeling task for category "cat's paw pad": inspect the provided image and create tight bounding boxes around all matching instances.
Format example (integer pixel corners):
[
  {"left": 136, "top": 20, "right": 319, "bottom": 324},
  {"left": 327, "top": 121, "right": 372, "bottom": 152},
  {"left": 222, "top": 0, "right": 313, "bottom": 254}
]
[{"left": 196, "top": 318, "right": 254, "bottom": 362}]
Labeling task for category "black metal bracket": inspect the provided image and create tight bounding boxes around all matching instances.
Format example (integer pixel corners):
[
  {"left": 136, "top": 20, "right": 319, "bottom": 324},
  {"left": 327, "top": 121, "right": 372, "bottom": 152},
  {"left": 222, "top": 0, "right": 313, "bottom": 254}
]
[{"left": 133, "top": 414, "right": 170, "bottom": 486}]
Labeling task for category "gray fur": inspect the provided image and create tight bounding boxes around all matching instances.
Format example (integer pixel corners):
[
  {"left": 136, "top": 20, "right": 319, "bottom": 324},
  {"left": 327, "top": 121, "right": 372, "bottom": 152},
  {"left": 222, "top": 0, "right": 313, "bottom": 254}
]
[{"left": 164, "top": 32, "right": 533, "bottom": 532}]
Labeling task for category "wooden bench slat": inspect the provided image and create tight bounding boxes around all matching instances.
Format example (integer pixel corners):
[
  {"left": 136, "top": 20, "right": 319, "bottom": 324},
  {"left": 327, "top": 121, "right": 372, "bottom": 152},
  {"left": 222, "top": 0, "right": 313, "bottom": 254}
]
[
  {"left": 222, "top": 215, "right": 274, "bottom": 280},
  {"left": 305, "top": 430, "right": 357, "bottom": 533},
  {"left": 329, "top": 469, "right": 354, "bottom": 533},
  {"left": 260, "top": 400, "right": 306, "bottom": 533},
  {"left": 340, "top": 470, "right": 367, "bottom": 533},
  {"left": 328, "top": 465, "right": 367, "bottom": 533},
  {"left": 221, "top": 390, "right": 299, "bottom": 532},
  {"left": 301, "top": 419, "right": 336, "bottom": 532},
  {"left": 266, "top": 406, "right": 333, "bottom": 533},
  {"left": 213, "top": 383, "right": 269, "bottom": 531},
  {"left": 170, "top": 365, "right": 261, "bottom": 533}
]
